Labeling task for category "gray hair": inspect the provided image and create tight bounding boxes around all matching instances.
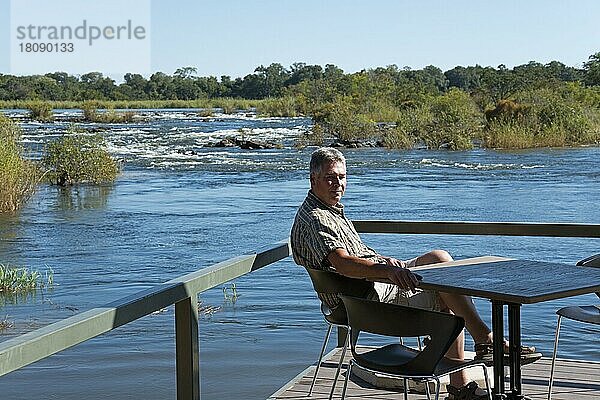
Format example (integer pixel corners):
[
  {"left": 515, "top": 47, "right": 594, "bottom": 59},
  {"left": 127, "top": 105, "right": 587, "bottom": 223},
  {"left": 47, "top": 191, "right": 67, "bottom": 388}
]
[{"left": 310, "top": 147, "right": 346, "bottom": 175}]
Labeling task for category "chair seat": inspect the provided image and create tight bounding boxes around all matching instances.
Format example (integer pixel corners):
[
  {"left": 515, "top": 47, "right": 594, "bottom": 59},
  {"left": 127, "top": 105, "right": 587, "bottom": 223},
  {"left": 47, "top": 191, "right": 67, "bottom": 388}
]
[
  {"left": 556, "top": 305, "right": 600, "bottom": 325},
  {"left": 354, "top": 343, "right": 483, "bottom": 377},
  {"left": 322, "top": 303, "right": 348, "bottom": 325}
]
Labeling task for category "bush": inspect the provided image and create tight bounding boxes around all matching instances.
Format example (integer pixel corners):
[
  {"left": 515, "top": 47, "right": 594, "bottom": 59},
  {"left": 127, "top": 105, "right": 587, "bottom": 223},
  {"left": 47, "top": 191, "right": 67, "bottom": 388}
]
[
  {"left": 295, "top": 123, "right": 326, "bottom": 148},
  {"left": 42, "top": 131, "right": 120, "bottom": 186},
  {"left": 313, "top": 96, "right": 377, "bottom": 141},
  {"left": 0, "top": 115, "right": 40, "bottom": 212},
  {"left": 382, "top": 126, "right": 414, "bottom": 149},
  {"left": 392, "top": 89, "right": 483, "bottom": 150},
  {"left": 421, "top": 89, "right": 483, "bottom": 150},
  {"left": 28, "top": 101, "right": 54, "bottom": 122},
  {"left": 483, "top": 88, "right": 600, "bottom": 148}
]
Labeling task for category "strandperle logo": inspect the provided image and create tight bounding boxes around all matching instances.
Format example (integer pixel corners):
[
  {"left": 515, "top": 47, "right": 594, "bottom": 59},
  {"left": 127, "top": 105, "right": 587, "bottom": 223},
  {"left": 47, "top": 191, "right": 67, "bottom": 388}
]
[
  {"left": 15, "top": 20, "right": 147, "bottom": 46},
  {"left": 10, "top": 0, "right": 151, "bottom": 75}
]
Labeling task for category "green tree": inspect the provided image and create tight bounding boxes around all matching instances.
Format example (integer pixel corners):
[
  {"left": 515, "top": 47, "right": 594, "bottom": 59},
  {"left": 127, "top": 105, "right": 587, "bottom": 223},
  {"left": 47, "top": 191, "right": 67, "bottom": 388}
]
[
  {"left": 45, "top": 72, "right": 82, "bottom": 100},
  {"left": 254, "top": 63, "right": 289, "bottom": 97},
  {"left": 445, "top": 66, "right": 482, "bottom": 91},
  {"left": 196, "top": 76, "right": 220, "bottom": 98},
  {"left": 584, "top": 52, "right": 600, "bottom": 86},
  {"left": 119, "top": 73, "right": 148, "bottom": 100},
  {"left": 286, "top": 63, "right": 323, "bottom": 86},
  {"left": 147, "top": 72, "right": 176, "bottom": 99},
  {"left": 80, "top": 72, "right": 117, "bottom": 100},
  {"left": 174, "top": 66, "right": 198, "bottom": 79}
]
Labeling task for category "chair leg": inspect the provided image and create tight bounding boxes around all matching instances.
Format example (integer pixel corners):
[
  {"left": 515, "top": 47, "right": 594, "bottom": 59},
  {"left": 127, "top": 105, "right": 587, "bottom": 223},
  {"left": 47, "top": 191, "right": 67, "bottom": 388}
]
[
  {"left": 482, "top": 364, "right": 492, "bottom": 400},
  {"left": 309, "top": 324, "right": 333, "bottom": 396},
  {"left": 341, "top": 360, "right": 352, "bottom": 400},
  {"left": 329, "top": 329, "right": 349, "bottom": 400},
  {"left": 425, "top": 378, "right": 432, "bottom": 400},
  {"left": 434, "top": 377, "right": 441, "bottom": 400},
  {"left": 548, "top": 315, "right": 563, "bottom": 400},
  {"left": 403, "top": 378, "right": 408, "bottom": 400}
]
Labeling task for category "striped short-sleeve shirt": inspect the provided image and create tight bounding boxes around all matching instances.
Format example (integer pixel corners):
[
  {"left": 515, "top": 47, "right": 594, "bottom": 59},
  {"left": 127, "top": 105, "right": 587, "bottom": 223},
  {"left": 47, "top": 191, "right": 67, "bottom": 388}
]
[{"left": 291, "top": 190, "right": 384, "bottom": 307}]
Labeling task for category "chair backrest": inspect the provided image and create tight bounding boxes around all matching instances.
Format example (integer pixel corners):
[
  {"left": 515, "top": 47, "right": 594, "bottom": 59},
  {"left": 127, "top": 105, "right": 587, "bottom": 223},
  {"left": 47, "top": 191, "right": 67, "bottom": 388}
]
[
  {"left": 304, "top": 268, "right": 373, "bottom": 324},
  {"left": 340, "top": 295, "right": 465, "bottom": 376},
  {"left": 576, "top": 254, "right": 600, "bottom": 298}
]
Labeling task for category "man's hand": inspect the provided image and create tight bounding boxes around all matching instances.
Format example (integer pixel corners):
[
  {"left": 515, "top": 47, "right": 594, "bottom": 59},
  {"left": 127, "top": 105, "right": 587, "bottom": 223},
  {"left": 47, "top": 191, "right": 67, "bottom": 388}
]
[
  {"left": 381, "top": 256, "right": 405, "bottom": 267},
  {"left": 327, "top": 249, "right": 420, "bottom": 291},
  {"left": 386, "top": 266, "right": 420, "bottom": 291}
]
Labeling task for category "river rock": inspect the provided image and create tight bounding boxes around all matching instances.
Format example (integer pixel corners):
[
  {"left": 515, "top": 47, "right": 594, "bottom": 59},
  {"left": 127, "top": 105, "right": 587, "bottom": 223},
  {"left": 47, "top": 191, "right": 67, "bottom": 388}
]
[
  {"left": 208, "top": 137, "right": 279, "bottom": 150},
  {"left": 235, "top": 138, "right": 278, "bottom": 150},
  {"left": 331, "top": 138, "right": 384, "bottom": 148}
]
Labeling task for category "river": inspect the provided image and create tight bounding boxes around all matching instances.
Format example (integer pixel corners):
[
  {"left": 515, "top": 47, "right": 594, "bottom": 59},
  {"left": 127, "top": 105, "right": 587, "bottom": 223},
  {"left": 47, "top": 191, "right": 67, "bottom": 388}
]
[{"left": 0, "top": 109, "right": 599, "bottom": 399}]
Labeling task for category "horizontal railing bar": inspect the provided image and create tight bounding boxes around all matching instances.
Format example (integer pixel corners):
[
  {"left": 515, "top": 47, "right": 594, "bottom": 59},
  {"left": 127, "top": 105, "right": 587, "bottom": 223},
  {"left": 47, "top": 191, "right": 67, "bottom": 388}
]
[
  {"left": 166, "top": 240, "right": 291, "bottom": 295},
  {"left": 353, "top": 220, "right": 600, "bottom": 238},
  {"left": 0, "top": 240, "right": 291, "bottom": 377}
]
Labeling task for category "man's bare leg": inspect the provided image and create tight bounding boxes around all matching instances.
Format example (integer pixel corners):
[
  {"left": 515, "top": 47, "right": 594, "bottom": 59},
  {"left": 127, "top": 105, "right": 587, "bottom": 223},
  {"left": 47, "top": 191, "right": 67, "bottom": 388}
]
[{"left": 414, "top": 250, "right": 492, "bottom": 389}]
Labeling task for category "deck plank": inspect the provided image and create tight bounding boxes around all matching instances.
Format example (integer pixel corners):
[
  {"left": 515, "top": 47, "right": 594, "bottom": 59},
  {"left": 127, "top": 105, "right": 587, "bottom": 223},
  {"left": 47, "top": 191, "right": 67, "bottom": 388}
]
[{"left": 268, "top": 347, "right": 600, "bottom": 400}]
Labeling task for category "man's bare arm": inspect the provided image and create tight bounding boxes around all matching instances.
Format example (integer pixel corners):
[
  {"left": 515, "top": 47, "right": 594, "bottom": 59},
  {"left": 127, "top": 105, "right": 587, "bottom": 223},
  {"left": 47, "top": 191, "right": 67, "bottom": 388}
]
[{"left": 327, "top": 248, "right": 419, "bottom": 291}]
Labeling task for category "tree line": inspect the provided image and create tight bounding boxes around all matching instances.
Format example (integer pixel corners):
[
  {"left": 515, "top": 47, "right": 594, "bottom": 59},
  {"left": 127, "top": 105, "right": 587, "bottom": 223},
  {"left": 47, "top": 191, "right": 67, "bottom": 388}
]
[{"left": 1, "top": 52, "right": 599, "bottom": 102}]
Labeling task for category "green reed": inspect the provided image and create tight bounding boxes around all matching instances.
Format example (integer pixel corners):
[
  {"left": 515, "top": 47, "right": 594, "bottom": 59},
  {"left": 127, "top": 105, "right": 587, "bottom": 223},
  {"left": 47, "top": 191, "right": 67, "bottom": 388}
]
[{"left": 0, "top": 115, "right": 40, "bottom": 213}]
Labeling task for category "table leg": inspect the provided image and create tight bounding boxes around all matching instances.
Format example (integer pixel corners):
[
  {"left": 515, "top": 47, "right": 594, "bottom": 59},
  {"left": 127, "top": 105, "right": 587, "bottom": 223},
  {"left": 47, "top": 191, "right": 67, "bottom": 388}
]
[
  {"left": 491, "top": 301, "right": 505, "bottom": 400},
  {"left": 507, "top": 303, "right": 530, "bottom": 400}
]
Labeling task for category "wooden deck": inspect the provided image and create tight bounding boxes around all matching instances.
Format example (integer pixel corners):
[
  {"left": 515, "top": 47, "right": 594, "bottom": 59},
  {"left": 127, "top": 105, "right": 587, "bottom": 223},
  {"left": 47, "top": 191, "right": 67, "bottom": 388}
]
[{"left": 269, "top": 347, "right": 600, "bottom": 399}]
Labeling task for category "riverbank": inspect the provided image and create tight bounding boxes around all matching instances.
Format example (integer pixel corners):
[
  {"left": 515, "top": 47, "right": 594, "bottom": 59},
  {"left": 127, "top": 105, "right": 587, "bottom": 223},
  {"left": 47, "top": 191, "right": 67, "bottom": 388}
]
[{"left": 4, "top": 87, "right": 600, "bottom": 151}]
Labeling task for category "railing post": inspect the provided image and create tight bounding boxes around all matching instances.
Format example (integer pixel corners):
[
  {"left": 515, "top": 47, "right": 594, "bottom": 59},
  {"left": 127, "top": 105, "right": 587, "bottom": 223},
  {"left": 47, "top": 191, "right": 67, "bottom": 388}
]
[{"left": 175, "top": 296, "right": 200, "bottom": 400}]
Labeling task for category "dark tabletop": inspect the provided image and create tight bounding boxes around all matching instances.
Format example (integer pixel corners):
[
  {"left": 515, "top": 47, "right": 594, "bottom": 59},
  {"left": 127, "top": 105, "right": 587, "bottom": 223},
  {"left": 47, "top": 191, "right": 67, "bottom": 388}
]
[{"left": 416, "top": 259, "right": 600, "bottom": 304}]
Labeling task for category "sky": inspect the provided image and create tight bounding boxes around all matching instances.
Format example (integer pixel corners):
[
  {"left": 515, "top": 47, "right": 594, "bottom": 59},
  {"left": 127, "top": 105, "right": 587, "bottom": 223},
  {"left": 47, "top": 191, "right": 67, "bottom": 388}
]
[{"left": 1, "top": 0, "right": 599, "bottom": 80}]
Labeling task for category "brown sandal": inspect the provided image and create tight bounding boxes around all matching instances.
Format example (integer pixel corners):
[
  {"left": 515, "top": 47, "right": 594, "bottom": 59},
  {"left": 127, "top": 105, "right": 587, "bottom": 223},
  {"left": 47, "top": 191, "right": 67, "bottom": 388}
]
[
  {"left": 446, "top": 381, "right": 488, "bottom": 400},
  {"left": 474, "top": 342, "right": 542, "bottom": 366}
]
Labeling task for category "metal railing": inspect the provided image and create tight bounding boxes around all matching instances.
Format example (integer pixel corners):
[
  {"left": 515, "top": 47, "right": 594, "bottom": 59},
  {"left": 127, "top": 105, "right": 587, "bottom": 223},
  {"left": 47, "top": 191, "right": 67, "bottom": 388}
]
[
  {"left": 0, "top": 239, "right": 292, "bottom": 400},
  {"left": 0, "top": 220, "right": 598, "bottom": 399},
  {"left": 352, "top": 220, "right": 600, "bottom": 238}
]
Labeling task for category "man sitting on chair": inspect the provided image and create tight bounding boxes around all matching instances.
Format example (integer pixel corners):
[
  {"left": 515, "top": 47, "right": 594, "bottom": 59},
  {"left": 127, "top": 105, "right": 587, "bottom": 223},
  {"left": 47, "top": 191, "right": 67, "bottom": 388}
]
[{"left": 291, "top": 147, "right": 540, "bottom": 400}]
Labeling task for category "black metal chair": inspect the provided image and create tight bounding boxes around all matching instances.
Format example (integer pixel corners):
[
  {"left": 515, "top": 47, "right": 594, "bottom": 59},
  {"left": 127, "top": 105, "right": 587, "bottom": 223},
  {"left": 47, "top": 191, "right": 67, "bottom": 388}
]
[
  {"left": 547, "top": 254, "right": 600, "bottom": 400},
  {"left": 303, "top": 267, "right": 373, "bottom": 399},
  {"left": 339, "top": 295, "right": 491, "bottom": 400}
]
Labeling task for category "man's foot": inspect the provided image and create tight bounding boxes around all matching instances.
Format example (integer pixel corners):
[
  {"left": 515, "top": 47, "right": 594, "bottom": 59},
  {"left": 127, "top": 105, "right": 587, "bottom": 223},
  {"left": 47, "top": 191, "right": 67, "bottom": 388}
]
[
  {"left": 446, "top": 381, "right": 488, "bottom": 400},
  {"left": 474, "top": 341, "right": 542, "bottom": 366}
]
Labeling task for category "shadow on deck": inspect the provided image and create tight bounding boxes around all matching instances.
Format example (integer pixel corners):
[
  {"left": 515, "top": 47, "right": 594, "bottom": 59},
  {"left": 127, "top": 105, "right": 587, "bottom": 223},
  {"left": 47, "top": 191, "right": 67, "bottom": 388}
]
[{"left": 269, "top": 347, "right": 600, "bottom": 399}]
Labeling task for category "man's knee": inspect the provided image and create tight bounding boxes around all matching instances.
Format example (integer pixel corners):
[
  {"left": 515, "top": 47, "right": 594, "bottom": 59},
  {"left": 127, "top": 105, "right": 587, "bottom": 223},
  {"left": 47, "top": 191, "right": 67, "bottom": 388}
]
[
  {"left": 418, "top": 249, "right": 453, "bottom": 265},
  {"left": 431, "top": 249, "right": 453, "bottom": 263}
]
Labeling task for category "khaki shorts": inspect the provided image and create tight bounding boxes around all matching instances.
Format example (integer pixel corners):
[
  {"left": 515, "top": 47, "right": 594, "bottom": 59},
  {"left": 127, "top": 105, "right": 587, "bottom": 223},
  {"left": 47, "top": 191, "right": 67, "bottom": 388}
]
[{"left": 368, "top": 256, "right": 442, "bottom": 312}]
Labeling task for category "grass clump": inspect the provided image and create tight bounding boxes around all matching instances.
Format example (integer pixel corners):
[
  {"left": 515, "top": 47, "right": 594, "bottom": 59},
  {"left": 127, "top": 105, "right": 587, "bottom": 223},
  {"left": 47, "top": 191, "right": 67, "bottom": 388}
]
[
  {"left": 42, "top": 130, "right": 120, "bottom": 186},
  {"left": 0, "top": 264, "right": 53, "bottom": 294},
  {"left": 28, "top": 101, "right": 54, "bottom": 122},
  {"left": 0, "top": 316, "right": 14, "bottom": 332},
  {"left": 0, "top": 115, "right": 40, "bottom": 213},
  {"left": 82, "top": 102, "right": 135, "bottom": 123},
  {"left": 198, "top": 107, "right": 214, "bottom": 117},
  {"left": 222, "top": 283, "right": 239, "bottom": 304},
  {"left": 256, "top": 96, "right": 300, "bottom": 117},
  {"left": 218, "top": 101, "right": 236, "bottom": 114}
]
